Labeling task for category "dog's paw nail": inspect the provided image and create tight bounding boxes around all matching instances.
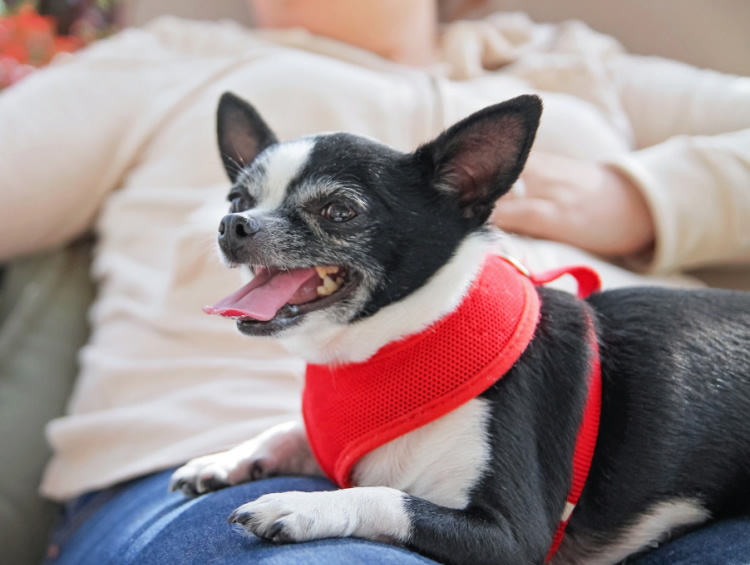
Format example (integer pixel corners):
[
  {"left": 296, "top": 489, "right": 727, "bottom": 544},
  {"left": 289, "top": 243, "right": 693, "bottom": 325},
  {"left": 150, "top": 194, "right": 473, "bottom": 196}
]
[
  {"left": 180, "top": 483, "right": 198, "bottom": 496},
  {"left": 201, "top": 475, "right": 229, "bottom": 492},
  {"left": 267, "top": 520, "right": 289, "bottom": 542},
  {"left": 228, "top": 509, "right": 251, "bottom": 525},
  {"left": 170, "top": 477, "right": 197, "bottom": 496},
  {"left": 250, "top": 459, "right": 267, "bottom": 480}
]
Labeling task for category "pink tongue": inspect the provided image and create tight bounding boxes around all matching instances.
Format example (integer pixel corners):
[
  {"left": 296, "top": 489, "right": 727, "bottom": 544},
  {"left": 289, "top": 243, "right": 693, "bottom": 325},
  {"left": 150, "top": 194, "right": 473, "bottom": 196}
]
[{"left": 203, "top": 268, "right": 319, "bottom": 321}]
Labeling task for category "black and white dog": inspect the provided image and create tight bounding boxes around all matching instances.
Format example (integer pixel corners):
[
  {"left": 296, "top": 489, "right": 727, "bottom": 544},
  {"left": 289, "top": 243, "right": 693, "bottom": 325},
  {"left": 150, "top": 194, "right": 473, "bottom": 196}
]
[{"left": 170, "top": 92, "right": 750, "bottom": 564}]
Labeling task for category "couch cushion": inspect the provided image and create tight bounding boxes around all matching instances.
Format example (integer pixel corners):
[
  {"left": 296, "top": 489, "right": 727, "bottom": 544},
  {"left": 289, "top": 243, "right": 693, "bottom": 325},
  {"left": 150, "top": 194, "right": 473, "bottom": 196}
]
[{"left": 0, "top": 242, "right": 94, "bottom": 565}]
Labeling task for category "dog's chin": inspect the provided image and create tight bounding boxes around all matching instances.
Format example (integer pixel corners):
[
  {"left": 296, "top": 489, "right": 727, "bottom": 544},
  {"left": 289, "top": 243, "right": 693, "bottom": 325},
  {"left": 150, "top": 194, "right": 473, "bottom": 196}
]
[{"left": 234, "top": 269, "right": 361, "bottom": 338}]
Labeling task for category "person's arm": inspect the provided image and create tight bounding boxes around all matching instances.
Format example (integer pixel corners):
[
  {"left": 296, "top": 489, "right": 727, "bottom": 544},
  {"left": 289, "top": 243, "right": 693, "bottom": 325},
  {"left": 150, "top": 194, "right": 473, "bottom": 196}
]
[
  {"left": 0, "top": 40, "right": 141, "bottom": 260},
  {"left": 610, "top": 55, "right": 750, "bottom": 148},
  {"left": 494, "top": 54, "right": 750, "bottom": 274},
  {"left": 0, "top": 27, "right": 207, "bottom": 261},
  {"left": 605, "top": 55, "right": 750, "bottom": 272}
]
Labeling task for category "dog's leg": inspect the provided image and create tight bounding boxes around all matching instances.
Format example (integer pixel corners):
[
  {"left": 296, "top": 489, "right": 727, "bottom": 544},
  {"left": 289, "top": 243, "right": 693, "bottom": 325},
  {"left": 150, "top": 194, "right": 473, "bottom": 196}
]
[
  {"left": 169, "top": 420, "right": 322, "bottom": 495},
  {"left": 228, "top": 487, "right": 409, "bottom": 544},
  {"left": 229, "top": 487, "right": 550, "bottom": 564}
]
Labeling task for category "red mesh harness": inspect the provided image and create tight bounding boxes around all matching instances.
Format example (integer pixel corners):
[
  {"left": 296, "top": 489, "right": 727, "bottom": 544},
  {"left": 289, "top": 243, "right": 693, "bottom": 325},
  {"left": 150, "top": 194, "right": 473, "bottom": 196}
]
[{"left": 303, "top": 255, "right": 601, "bottom": 562}]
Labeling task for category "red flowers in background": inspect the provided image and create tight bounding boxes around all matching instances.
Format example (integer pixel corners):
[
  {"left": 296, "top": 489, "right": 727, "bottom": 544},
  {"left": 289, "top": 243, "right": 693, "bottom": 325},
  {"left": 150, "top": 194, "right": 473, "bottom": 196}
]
[{"left": 0, "top": 1, "right": 120, "bottom": 90}]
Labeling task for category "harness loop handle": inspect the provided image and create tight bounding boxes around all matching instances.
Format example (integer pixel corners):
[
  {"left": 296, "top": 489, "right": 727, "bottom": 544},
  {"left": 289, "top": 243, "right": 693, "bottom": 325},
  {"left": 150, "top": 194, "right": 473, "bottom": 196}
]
[{"left": 498, "top": 255, "right": 602, "bottom": 299}]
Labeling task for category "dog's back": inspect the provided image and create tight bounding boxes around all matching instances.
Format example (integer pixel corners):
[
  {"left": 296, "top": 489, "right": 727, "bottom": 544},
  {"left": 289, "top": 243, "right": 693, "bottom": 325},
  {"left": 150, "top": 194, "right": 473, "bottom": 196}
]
[{"left": 559, "top": 287, "right": 750, "bottom": 562}]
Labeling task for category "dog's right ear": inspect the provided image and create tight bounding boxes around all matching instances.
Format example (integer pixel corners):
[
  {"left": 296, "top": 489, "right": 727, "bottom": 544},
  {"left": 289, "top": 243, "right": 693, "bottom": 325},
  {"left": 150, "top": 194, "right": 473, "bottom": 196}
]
[
  {"left": 415, "top": 95, "right": 542, "bottom": 227},
  {"left": 217, "top": 92, "right": 278, "bottom": 182}
]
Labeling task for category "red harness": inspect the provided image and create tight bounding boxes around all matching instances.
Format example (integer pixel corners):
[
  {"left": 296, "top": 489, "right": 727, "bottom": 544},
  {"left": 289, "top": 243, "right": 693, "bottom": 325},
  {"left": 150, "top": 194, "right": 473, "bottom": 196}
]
[{"left": 303, "top": 255, "right": 601, "bottom": 562}]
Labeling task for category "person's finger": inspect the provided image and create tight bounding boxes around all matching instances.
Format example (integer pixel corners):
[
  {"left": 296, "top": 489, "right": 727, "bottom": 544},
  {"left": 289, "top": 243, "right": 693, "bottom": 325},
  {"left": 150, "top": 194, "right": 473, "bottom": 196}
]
[
  {"left": 507, "top": 178, "right": 527, "bottom": 199},
  {"left": 491, "top": 198, "right": 570, "bottom": 241},
  {"left": 507, "top": 171, "right": 565, "bottom": 201}
]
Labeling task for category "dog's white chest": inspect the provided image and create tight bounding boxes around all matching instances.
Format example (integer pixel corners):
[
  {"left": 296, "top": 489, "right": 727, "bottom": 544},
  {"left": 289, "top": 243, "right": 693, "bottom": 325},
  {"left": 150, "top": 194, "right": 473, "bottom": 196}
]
[{"left": 351, "top": 397, "right": 492, "bottom": 509}]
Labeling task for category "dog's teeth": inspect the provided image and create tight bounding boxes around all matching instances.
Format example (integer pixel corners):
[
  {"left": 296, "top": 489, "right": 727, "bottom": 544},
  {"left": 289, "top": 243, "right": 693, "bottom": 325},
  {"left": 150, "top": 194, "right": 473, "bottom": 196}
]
[
  {"left": 316, "top": 275, "right": 342, "bottom": 297},
  {"left": 335, "top": 276, "right": 343, "bottom": 286},
  {"left": 316, "top": 266, "right": 339, "bottom": 278},
  {"left": 323, "top": 276, "right": 338, "bottom": 293}
]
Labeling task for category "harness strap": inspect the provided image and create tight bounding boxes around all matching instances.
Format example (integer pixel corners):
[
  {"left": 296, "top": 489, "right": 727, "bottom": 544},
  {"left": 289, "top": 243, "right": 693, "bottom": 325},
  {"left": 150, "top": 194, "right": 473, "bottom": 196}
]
[
  {"left": 500, "top": 257, "right": 602, "bottom": 562},
  {"left": 500, "top": 255, "right": 602, "bottom": 300},
  {"left": 545, "top": 314, "right": 601, "bottom": 562}
]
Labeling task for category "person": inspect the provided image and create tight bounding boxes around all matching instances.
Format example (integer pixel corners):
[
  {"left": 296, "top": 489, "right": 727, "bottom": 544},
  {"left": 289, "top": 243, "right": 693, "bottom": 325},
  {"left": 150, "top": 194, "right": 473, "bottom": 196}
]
[{"left": 0, "top": 0, "right": 748, "bottom": 563}]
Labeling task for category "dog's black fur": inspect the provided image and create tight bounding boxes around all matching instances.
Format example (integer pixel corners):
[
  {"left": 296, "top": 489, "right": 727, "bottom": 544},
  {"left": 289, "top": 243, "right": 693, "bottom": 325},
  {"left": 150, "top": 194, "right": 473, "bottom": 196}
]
[
  {"left": 405, "top": 286, "right": 750, "bottom": 563},
  {"left": 191, "top": 92, "right": 750, "bottom": 564}
]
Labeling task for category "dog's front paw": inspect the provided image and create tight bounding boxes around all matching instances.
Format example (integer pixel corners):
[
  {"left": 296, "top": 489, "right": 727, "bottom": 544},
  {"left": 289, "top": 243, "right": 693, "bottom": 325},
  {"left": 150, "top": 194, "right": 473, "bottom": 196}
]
[
  {"left": 228, "top": 491, "right": 356, "bottom": 543},
  {"left": 228, "top": 487, "right": 411, "bottom": 544},
  {"left": 169, "top": 421, "right": 320, "bottom": 496},
  {"left": 169, "top": 450, "right": 261, "bottom": 496}
]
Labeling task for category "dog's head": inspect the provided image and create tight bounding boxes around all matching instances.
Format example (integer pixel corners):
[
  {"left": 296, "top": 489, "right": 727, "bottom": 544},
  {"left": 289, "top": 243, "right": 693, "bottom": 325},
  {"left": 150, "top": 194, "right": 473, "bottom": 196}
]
[{"left": 207, "top": 92, "right": 541, "bottom": 341}]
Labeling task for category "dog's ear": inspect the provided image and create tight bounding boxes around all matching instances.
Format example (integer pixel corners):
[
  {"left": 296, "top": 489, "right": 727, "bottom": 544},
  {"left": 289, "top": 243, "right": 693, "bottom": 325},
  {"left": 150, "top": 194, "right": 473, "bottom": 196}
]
[
  {"left": 417, "top": 95, "right": 542, "bottom": 225},
  {"left": 217, "top": 92, "right": 278, "bottom": 182}
]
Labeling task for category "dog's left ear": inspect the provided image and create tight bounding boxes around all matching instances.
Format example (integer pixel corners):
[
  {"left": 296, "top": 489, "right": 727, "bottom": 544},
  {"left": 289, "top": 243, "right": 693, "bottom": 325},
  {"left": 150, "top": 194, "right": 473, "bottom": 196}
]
[
  {"left": 217, "top": 92, "right": 278, "bottom": 183},
  {"left": 417, "top": 95, "right": 542, "bottom": 224}
]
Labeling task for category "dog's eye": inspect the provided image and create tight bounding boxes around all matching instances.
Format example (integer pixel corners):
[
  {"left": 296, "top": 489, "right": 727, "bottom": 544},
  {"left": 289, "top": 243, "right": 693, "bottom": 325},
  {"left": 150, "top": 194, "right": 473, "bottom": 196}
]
[{"left": 322, "top": 203, "right": 356, "bottom": 223}]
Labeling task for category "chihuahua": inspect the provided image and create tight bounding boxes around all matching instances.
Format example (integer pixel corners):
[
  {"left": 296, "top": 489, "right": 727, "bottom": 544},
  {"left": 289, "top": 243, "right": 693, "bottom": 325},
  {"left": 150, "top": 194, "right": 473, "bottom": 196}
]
[{"left": 169, "top": 92, "right": 750, "bottom": 564}]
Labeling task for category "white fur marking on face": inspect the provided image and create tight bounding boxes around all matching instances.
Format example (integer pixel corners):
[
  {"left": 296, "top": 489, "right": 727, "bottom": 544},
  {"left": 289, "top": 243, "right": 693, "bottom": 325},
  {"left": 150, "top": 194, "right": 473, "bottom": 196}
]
[
  {"left": 559, "top": 499, "right": 709, "bottom": 565},
  {"left": 258, "top": 139, "right": 315, "bottom": 210},
  {"left": 353, "top": 398, "right": 492, "bottom": 509},
  {"left": 231, "top": 486, "right": 411, "bottom": 543},
  {"left": 280, "top": 232, "right": 495, "bottom": 364}
]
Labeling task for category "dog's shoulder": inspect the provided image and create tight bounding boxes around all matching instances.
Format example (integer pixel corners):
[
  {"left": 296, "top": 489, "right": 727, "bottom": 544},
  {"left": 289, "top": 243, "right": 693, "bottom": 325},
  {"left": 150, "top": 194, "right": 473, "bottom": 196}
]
[{"left": 352, "top": 397, "right": 493, "bottom": 509}]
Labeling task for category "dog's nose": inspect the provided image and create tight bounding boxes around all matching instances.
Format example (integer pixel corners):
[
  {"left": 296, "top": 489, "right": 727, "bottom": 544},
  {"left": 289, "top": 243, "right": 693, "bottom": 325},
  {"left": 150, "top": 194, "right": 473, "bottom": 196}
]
[{"left": 219, "top": 214, "right": 261, "bottom": 241}]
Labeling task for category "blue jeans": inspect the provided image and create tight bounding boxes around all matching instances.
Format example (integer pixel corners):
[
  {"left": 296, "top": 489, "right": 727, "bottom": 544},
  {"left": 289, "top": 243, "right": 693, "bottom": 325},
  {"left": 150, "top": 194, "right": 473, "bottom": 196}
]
[
  {"left": 44, "top": 468, "right": 750, "bottom": 565},
  {"left": 44, "top": 470, "right": 435, "bottom": 565},
  {"left": 630, "top": 518, "right": 750, "bottom": 565}
]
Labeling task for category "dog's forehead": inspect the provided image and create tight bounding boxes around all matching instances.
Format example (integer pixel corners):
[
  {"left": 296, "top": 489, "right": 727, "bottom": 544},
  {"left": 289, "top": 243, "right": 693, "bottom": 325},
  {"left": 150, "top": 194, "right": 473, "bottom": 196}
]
[
  {"left": 302, "top": 132, "right": 394, "bottom": 171},
  {"left": 250, "top": 138, "right": 316, "bottom": 209},
  {"left": 249, "top": 133, "right": 396, "bottom": 209}
]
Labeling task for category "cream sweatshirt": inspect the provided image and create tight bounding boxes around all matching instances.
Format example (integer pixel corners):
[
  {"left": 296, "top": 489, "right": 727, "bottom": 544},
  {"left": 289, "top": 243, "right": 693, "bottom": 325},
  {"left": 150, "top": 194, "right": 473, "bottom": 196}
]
[{"left": 0, "top": 13, "right": 747, "bottom": 501}]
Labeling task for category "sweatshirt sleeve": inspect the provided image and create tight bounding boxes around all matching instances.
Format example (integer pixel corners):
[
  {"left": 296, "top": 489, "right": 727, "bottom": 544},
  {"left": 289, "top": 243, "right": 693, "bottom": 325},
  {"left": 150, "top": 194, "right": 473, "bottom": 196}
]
[
  {"left": 0, "top": 42, "right": 136, "bottom": 259},
  {"left": 0, "top": 27, "right": 228, "bottom": 261},
  {"left": 604, "top": 54, "right": 750, "bottom": 273}
]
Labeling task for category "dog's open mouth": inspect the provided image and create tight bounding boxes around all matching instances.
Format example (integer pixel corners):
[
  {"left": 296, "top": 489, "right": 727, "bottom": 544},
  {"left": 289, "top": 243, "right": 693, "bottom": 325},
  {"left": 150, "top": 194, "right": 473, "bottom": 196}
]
[{"left": 203, "top": 265, "right": 356, "bottom": 325}]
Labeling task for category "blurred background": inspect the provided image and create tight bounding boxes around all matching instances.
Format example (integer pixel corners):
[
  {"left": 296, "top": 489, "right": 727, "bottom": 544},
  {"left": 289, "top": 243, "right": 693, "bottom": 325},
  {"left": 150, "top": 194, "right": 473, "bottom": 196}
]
[
  {"left": 2, "top": 0, "right": 749, "bottom": 89},
  {"left": 128, "top": 0, "right": 750, "bottom": 76}
]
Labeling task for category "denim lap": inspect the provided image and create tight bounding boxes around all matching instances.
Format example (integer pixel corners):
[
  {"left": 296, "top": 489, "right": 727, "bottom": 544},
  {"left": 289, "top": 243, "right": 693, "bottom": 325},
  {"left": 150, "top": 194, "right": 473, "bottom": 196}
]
[
  {"left": 44, "top": 469, "right": 436, "bottom": 565},
  {"left": 630, "top": 517, "right": 750, "bottom": 565},
  {"left": 45, "top": 467, "right": 750, "bottom": 564}
]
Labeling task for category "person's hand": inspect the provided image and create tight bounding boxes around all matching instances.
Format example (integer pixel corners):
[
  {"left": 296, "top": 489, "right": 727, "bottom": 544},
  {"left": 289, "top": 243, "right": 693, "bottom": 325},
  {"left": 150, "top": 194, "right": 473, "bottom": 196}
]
[{"left": 492, "top": 152, "right": 655, "bottom": 257}]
